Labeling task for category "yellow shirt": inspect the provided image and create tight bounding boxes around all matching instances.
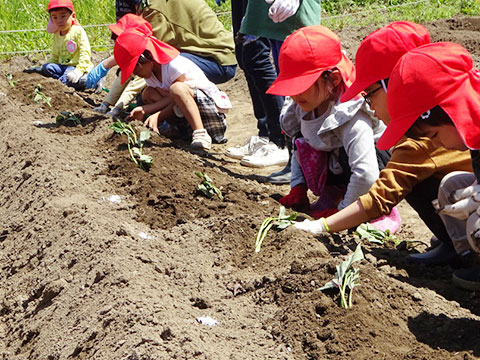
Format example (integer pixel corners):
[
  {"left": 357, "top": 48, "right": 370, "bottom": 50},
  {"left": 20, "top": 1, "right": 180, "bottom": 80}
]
[
  {"left": 47, "top": 24, "right": 93, "bottom": 76},
  {"left": 359, "top": 136, "right": 472, "bottom": 218}
]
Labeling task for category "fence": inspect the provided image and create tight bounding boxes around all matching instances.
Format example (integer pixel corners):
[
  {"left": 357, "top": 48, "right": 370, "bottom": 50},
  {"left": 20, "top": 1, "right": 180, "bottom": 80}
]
[{"left": 0, "top": 1, "right": 470, "bottom": 56}]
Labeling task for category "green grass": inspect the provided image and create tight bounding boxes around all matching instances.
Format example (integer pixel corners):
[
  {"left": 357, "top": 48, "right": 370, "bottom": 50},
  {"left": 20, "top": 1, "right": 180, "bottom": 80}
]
[{"left": 1, "top": 0, "right": 479, "bottom": 57}]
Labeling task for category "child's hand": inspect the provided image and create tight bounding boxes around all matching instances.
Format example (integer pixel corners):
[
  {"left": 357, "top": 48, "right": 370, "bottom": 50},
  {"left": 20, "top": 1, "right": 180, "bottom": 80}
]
[
  {"left": 293, "top": 219, "right": 328, "bottom": 234},
  {"left": 67, "top": 71, "right": 81, "bottom": 84},
  {"left": 86, "top": 60, "right": 109, "bottom": 90},
  {"left": 128, "top": 106, "right": 146, "bottom": 121},
  {"left": 144, "top": 113, "right": 160, "bottom": 134}
]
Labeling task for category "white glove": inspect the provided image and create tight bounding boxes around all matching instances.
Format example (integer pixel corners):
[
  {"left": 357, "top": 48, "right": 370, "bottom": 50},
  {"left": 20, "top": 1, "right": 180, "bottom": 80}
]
[
  {"left": 466, "top": 210, "right": 480, "bottom": 253},
  {"left": 448, "top": 182, "right": 480, "bottom": 202},
  {"left": 67, "top": 70, "right": 81, "bottom": 84},
  {"left": 439, "top": 192, "right": 480, "bottom": 220},
  {"left": 293, "top": 219, "right": 327, "bottom": 235},
  {"left": 265, "top": 0, "right": 300, "bottom": 23}
]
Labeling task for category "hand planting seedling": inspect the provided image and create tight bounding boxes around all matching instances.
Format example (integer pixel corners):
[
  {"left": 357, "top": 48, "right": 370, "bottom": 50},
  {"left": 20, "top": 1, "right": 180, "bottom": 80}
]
[
  {"left": 319, "top": 243, "right": 364, "bottom": 309},
  {"left": 31, "top": 84, "right": 52, "bottom": 107},
  {"left": 255, "top": 206, "right": 297, "bottom": 253},
  {"left": 109, "top": 121, "right": 153, "bottom": 171},
  {"left": 195, "top": 171, "right": 223, "bottom": 200},
  {"left": 56, "top": 110, "right": 81, "bottom": 126}
]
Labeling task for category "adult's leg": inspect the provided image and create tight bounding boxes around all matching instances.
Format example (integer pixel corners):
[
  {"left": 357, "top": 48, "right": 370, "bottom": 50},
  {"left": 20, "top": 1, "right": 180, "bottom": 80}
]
[{"left": 180, "top": 53, "right": 236, "bottom": 84}]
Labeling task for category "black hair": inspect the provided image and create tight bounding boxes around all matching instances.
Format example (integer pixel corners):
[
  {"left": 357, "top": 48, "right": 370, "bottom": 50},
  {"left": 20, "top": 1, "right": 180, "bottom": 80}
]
[
  {"left": 405, "top": 105, "right": 454, "bottom": 139},
  {"left": 49, "top": 7, "right": 73, "bottom": 13}
]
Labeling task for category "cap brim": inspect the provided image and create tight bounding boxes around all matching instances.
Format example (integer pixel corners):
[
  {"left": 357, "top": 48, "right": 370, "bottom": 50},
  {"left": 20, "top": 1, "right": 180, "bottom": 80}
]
[
  {"left": 376, "top": 112, "right": 416, "bottom": 150},
  {"left": 267, "top": 71, "right": 322, "bottom": 96},
  {"left": 109, "top": 23, "right": 123, "bottom": 36},
  {"left": 340, "top": 78, "right": 370, "bottom": 102}
]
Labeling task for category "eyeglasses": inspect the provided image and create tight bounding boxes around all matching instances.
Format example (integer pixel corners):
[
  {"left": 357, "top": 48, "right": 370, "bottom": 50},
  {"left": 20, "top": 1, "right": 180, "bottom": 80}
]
[{"left": 362, "top": 86, "right": 382, "bottom": 105}]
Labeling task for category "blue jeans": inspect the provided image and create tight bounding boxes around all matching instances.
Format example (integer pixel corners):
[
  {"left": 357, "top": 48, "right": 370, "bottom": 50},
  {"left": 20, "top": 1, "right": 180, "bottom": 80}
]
[
  {"left": 235, "top": 36, "right": 285, "bottom": 147},
  {"left": 180, "top": 52, "right": 236, "bottom": 85},
  {"left": 41, "top": 63, "right": 86, "bottom": 90}
]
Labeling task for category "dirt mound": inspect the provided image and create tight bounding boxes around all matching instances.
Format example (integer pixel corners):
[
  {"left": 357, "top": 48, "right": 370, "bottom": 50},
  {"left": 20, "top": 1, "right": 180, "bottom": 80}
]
[{"left": 0, "top": 16, "right": 480, "bottom": 360}]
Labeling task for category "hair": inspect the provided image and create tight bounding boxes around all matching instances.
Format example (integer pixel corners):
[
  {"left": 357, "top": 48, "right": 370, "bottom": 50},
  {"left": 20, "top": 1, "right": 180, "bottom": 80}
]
[
  {"left": 405, "top": 105, "right": 454, "bottom": 139},
  {"left": 321, "top": 68, "right": 345, "bottom": 100},
  {"left": 49, "top": 7, "right": 72, "bottom": 13}
]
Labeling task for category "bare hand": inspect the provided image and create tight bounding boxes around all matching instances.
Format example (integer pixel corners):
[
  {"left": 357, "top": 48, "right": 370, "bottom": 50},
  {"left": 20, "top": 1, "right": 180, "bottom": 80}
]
[
  {"left": 144, "top": 113, "right": 160, "bottom": 133},
  {"left": 128, "top": 106, "right": 146, "bottom": 121}
]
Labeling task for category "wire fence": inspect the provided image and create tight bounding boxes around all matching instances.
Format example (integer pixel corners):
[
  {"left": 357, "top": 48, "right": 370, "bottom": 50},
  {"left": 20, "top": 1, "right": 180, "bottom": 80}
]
[{"left": 0, "top": 1, "right": 465, "bottom": 55}]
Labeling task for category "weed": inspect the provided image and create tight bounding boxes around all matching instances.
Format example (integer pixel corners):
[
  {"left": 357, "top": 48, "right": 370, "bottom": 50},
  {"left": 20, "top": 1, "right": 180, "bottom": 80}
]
[
  {"left": 30, "top": 84, "right": 51, "bottom": 107},
  {"left": 56, "top": 110, "right": 81, "bottom": 126},
  {"left": 319, "top": 244, "right": 364, "bottom": 309},
  {"left": 5, "top": 73, "right": 16, "bottom": 87},
  {"left": 110, "top": 121, "right": 152, "bottom": 171},
  {"left": 255, "top": 206, "right": 296, "bottom": 253},
  {"left": 195, "top": 171, "right": 224, "bottom": 200}
]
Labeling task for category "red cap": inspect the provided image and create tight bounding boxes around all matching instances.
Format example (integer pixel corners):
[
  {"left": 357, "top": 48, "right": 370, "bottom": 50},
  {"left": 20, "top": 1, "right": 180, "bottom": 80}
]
[
  {"left": 109, "top": 14, "right": 153, "bottom": 37},
  {"left": 378, "top": 42, "right": 480, "bottom": 150},
  {"left": 114, "top": 28, "right": 180, "bottom": 84},
  {"left": 266, "top": 25, "right": 355, "bottom": 96},
  {"left": 341, "top": 21, "right": 430, "bottom": 102},
  {"left": 47, "top": 0, "right": 74, "bottom": 12}
]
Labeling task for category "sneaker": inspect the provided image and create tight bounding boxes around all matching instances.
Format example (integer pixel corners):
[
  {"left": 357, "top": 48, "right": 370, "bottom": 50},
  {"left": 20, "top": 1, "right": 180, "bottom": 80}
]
[
  {"left": 93, "top": 102, "right": 110, "bottom": 114},
  {"left": 191, "top": 129, "right": 211, "bottom": 151},
  {"left": 240, "top": 142, "right": 289, "bottom": 168},
  {"left": 106, "top": 107, "right": 122, "bottom": 119},
  {"left": 452, "top": 268, "right": 480, "bottom": 291},
  {"left": 265, "top": 163, "right": 291, "bottom": 184},
  {"left": 225, "top": 136, "right": 269, "bottom": 160}
]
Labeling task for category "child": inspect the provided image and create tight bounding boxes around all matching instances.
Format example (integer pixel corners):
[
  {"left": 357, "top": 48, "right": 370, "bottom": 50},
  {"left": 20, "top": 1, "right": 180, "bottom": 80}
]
[
  {"left": 92, "top": 14, "right": 154, "bottom": 118},
  {"left": 266, "top": 25, "right": 389, "bottom": 221},
  {"left": 293, "top": 22, "right": 472, "bottom": 267},
  {"left": 26, "top": 0, "right": 93, "bottom": 90},
  {"left": 375, "top": 42, "right": 480, "bottom": 289},
  {"left": 113, "top": 28, "right": 231, "bottom": 151}
]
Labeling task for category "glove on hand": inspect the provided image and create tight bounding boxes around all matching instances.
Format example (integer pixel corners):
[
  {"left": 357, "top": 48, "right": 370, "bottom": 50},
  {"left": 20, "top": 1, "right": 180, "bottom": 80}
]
[
  {"left": 293, "top": 218, "right": 328, "bottom": 234},
  {"left": 85, "top": 60, "right": 109, "bottom": 89},
  {"left": 214, "top": 0, "right": 225, "bottom": 5},
  {"left": 467, "top": 210, "right": 480, "bottom": 253},
  {"left": 310, "top": 208, "right": 338, "bottom": 220},
  {"left": 67, "top": 70, "right": 81, "bottom": 84},
  {"left": 440, "top": 192, "right": 480, "bottom": 220},
  {"left": 279, "top": 184, "right": 310, "bottom": 212},
  {"left": 265, "top": 0, "right": 300, "bottom": 23},
  {"left": 449, "top": 182, "right": 480, "bottom": 202}
]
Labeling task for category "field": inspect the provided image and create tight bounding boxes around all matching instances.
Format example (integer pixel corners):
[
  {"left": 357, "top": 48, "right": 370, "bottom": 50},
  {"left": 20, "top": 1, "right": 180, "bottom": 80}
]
[{"left": 0, "top": 12, "right": 480, "bottom": 360}]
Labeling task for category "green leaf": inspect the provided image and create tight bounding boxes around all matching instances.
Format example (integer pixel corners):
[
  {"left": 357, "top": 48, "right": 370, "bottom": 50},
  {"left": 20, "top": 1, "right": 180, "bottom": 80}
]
[
  {"left": 355, "top": 223, "right": 398, "bottom": 245},
  {"left": 255, "top": 206, "right": 297, "bottom": 253}
]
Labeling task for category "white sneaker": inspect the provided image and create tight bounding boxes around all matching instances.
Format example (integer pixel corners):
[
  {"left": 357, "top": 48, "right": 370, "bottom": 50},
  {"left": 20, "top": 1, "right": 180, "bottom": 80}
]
[
  {"left": 93, "top": 102, "right": 109, "bottom": 114},
  {"left": 240, "top": 142, "right": 289, "bottom": 168},
  {"left": 191, "top": 129, "right": 212, "bottom": 151},
  {"left": 225, "top": 136, "right": 269, "bottom": 159}
]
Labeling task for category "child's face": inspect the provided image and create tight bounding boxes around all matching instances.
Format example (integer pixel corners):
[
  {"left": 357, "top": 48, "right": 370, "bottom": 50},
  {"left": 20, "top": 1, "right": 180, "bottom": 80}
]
[
  {"left": 363, "top": 83, "right": 389, "bottom": 124},
  {"left": 50, "top": 8, "right": 73, "bottom": 32},
  {"left": 418, "top": 122, "right": 467, "bottom": 150},
  {"left": 133, "top": 58, "right": 154, "bottom": 79},
  {"left": 291, "top": 77, "right": 332, "bottom": 115}
]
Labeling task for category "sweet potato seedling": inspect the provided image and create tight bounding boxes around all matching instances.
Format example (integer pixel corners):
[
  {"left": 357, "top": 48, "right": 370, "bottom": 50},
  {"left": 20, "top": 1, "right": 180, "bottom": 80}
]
[
  {"left": 355, "top": 224, "right": 399, "bottom": 246},
  {"left": 255, "top": 206, "right": 297, "bottom": 253},
  {"left": 109, "top": 121, "right": 153, "bottom": 171},
  {"left": 319, "top": 244, "right": 364, "bottom": 309},
  {"left": 56, "top": 110, "right": 81, "bottom": 126},
  {"left": 31, "top": 84, "right": 51, "bottom": 107},
  {"left": 5, "top": 73, "right": 16, "bottom": 87},
  {"left": 195, "top": 171, "right": 224, "bottom": 200}
]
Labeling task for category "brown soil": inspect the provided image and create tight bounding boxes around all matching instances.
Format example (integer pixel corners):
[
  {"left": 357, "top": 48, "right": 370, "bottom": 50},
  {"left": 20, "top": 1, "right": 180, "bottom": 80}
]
[{"left": 1, "top": 16, "right": 480, "bottom": 360}]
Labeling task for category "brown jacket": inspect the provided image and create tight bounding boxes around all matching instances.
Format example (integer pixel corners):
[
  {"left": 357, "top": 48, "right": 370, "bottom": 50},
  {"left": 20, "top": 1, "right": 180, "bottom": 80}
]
[{"left": 359, "top": 136, "right": 472, "bottom": 219}]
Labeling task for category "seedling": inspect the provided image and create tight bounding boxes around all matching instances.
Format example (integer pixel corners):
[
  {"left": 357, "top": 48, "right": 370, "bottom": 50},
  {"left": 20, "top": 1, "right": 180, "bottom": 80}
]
[
  {"left": 319, "top": 244, "right": 364, "bottom": 309},
  {"left": 255, "top": 206, "right": 297, "bottom": 253},
  {"left": 5, "top": 73, "right": 16, "bottom": 87},
  {"left": 56, "top": 110, "right": 81, "bottom": 126},
  {"left": 31, "top": 84, "right": 52, "bottom": 107},
  {"left": 109, "top": 121, "right": 153, "bottom": 171},
  {"left": 195, "top": 171, "right": 223, "bottom": 200},
  {"left": 355, "top": 223, "right": 400, "bottom": 246}
]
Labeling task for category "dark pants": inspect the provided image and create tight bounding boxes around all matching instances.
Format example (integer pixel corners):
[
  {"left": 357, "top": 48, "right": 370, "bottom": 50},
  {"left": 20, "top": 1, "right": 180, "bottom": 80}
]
[
  {"left": 41, "top": 63, "right": 86, "bottom": 91},
  {"left": 231, "top": 0, "right": 285, "bottom": 148},
  {"left": 180, "top": 52, "right": 236, "bottom": 85}
]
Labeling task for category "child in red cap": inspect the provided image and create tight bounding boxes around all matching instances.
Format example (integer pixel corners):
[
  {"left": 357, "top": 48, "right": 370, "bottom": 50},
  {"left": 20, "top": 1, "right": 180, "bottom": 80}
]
[
  {"left": 25, "top": 0, "right": 93, "bottom": 91},
  {"left": 114, "top": 28, "right": 231, "bottom": 151},
  {"left": 375, "top": 42, "right": 480, "bottom": 290},
  {"left": 295, "top": 22, "right": 472, "bottom": 268},
  {"left": 267, "top": 25, "right": 389, "bottom": 222}
]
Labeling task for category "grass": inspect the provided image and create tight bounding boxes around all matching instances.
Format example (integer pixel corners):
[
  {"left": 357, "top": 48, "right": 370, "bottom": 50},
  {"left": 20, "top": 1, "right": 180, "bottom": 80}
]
[{"left": 0, "top": 0, "right": 479, "bottom": 57}]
